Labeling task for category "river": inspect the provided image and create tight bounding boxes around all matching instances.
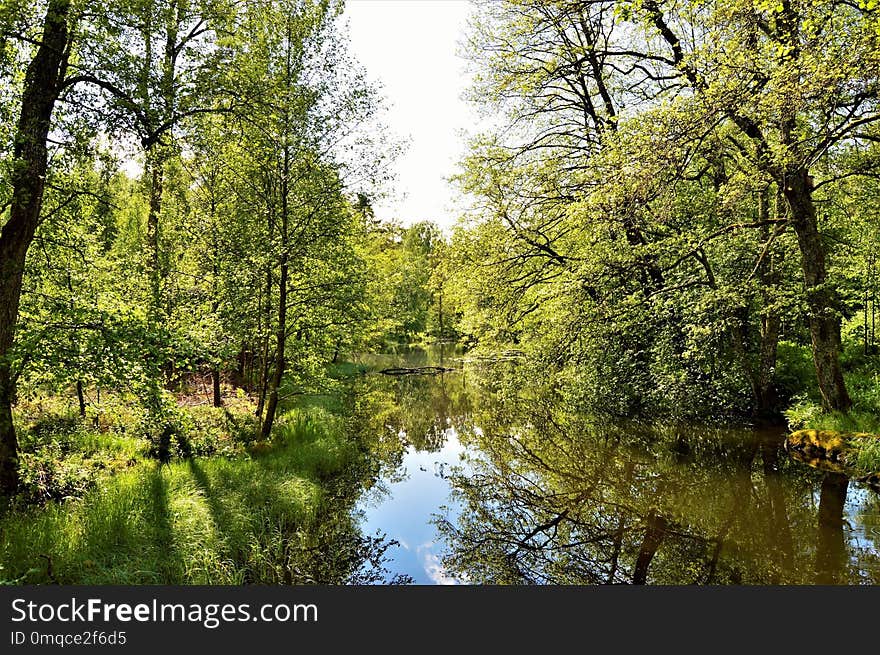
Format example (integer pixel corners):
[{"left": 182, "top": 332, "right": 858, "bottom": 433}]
[{"left": 350, "top": 347, "right": 880, "bottom": 585}]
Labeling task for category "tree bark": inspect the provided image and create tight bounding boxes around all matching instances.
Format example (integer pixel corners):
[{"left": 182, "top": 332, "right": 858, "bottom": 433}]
[
  {"left": 76, "top": 380, "right": 87, "bottom": 418},
  {"left": 782, "top": 170, "right": 851, "bottom": 412},
  {"left": 259, "top": 16, "right": 295, "bottom": 440},
  {"left": 211, "top": 368, "right": 222, "bottom": 407},
  {"left": 255, "top": 267, "right": 272, "bottom": 419},
  {"left": 0, "top": 369, "right": 18, "bottom": 495},
  {"left": 0, "top": 0, "right": 73, "bottom": 495},
  {"left": 259, "top": 153, "right": 288, "bottom": 440},
  {"left": 260, "top": 249, "right": 287, "bottom": 440},
  {"left": 145, "top": 148, "right": 164, "bottom": 315}
]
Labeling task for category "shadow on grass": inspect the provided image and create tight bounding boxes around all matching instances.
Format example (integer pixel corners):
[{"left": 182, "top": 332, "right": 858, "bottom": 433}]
[
  {"left": 147, "top": 466, "right": 177, "bottom": 581},
  {"left": 185, "top": 458, "right": 258, "bottom": 582},
  {"left": 0, "top": 416, "right": 404, "bottom": 584},
  {"left": 73, "top": 464, "right": 181, "bottom": 583}
]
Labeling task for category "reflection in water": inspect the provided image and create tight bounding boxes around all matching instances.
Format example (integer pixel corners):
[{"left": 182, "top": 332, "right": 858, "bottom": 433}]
[
  {"left": 282, "top": 448, "right": 416, "bottom": 585},
  {"left": 633, "top": 511, "right": 668, "bottom": 585},
  {"left": 356, "top": 430, "right": 466, "bottom": 584},
  {"left": 760, "top": 442, "right": 794, "bottom": 577},
  {"left": 816, "top": 473, "right": 848, "bottom": 584},
  {"left": 351, "top": 348, "right": 880, "bottom": 585}
]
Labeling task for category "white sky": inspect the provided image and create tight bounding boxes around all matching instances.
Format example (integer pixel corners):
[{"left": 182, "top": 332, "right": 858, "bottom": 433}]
[{"left": 343, "top": 0, "right": 476, "bottom": 229}]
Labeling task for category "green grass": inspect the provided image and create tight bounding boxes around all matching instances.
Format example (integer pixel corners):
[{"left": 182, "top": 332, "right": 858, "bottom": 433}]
[
  {"left": 0, "top": 406, "right": 363, "bottom": 584},
  {"left": 74, "top": 431, "right": 148, "bottom": 460},
  {"left": 778, "top": 341, "right": 880, "bottom": 475},
  {"left": 783, "top": 338, "right": 880, "bottom": 431},
  {"left": 854, "top": 438, "right": 880, "bottom": 473},
  {"left": 782, "top": 344, "right": 880, "bottom": 475},
  {"left": 785, "top": 404, "right": 880, "bottom": 434}
]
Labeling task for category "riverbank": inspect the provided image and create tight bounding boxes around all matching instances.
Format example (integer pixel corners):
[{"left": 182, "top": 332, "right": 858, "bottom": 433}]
[
  {"left": 0, "top": 388, "right": 388, "bottom": 584},
  {"left": 783, "top": 347, "right": 880, "bottom": 474},
  {"left": 2, "top": 345, "right": 879, "bottom": 586}
]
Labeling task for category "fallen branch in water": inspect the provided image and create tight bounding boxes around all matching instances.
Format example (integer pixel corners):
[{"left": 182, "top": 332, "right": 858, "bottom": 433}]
[{"left": 378, "top": 366, "right": 457, "bottom": 376}]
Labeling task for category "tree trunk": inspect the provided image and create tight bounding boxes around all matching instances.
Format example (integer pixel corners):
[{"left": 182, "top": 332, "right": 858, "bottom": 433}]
[
  {"left": 0, "top": 0, "right": 73, "bottom": 495},
  {"left": 438, "top": 286, "right": 444, "bottom": 341},
  {"left": 729, "top": 186, "right": 783, "bottom": 420},
  {"left": 211, "top": 368, "right": 222, "bottom": 407},
  {"left": 76, "top": 380, "right": 87, "bottom": 418},
  {"left": 208, "top": 182, "right": 223, "bottom": 409},
  {"left": 260, "top": 258, "right": 287, "bottom": 440},
  {"left": 782, "top": 170, "right": 851, "bottom": 412},
  {"left": 145, "top": 148, "right": 164, "bottom": 316},
  {"left": 255, "top": 267, "right": 272, "bottom": 419},
  {"left": 259, "top": 18, "right": 294, "bottom": 441},
  {"left": 0, "top": 369, "right": 18, "bottom": 495}
]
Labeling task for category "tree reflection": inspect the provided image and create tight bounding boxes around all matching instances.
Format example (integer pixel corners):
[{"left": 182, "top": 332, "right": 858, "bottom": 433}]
[
  {"left": 760, "top": 441, "right": 794, "bottom": 578},
  {"left": 815, "top": 472, "right": 848, "bottom": 585},
  {"left": 431, "top": 371, "right": 879, "bottom": 584},
  {"left": 351, "top": 354, "right": 879, "bottom": 584},
  {"left": 356, "top": 350, "right": 475, "bottom": 454}
]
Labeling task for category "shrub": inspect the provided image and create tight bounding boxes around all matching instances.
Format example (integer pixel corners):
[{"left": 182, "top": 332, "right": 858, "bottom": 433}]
[{"left": 18, "top": 446, "right": 99, "bottom": 505}]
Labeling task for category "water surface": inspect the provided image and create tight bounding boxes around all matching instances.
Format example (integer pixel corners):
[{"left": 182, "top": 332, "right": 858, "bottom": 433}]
[{"left": 352, "top": 348, "right": 880, "bottom": 585}]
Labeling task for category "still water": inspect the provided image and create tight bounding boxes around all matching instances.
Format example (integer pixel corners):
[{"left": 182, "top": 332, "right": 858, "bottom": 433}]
[{"left": 351, "top": 348, "right": 880, "bottom": 585}]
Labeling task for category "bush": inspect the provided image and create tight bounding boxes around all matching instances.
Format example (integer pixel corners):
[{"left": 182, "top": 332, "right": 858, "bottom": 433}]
[
  {"left": 18, "top": 446, "right": 99, "bottom": 505},
  {"left": 855, "top": 438, "right": 880, "bottom": 472},
  {"left": 783, "top": 395, "right": 824, "bottom": 430},
  {"left": 775, "top": 341, "right": 817, "bottom": 405}
]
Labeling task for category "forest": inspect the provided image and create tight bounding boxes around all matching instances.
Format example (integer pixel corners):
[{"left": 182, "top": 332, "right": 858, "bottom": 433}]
[{"left": 0, "top": 0, "right": 879, "bottom": 585}]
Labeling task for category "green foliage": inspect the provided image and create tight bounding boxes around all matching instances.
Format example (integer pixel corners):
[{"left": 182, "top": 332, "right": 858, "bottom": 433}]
[
  {"left": 775, "top": 341, "right": 818, "bottom": 403},
  {"left": 18, "top": 446, "right": 103, "bottom": 506},
  {"left": 7, "top": 389, "right": 264, "bottom": 507},
  {"left": 446, "top": 0, "right": 880, "bottom": 421},
  {"left": 361, "top": 220, "right": 460, "bottom": 347},
  {"left": 0, "top": 392, "right": 400, "bottom": 584},
  {"left": 854, "top": 438, "right": 880, "bottom": 472},
  {"left": 785, "top": 341, "right": 880, "bottom": 432},
  {"left": 3, "top": 0, "right": 880, "bottom": 589},
  {"left": 1, "top": 0, "right": 394, "bottom": 485}
]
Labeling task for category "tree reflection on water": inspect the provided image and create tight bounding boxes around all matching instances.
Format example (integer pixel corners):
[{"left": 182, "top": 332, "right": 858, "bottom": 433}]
[
  {"left": 427, "top": 371, "right": 879, "bottom": 584},
  {"left": 353, "top": 352, "right": 880, "bottom": 585}
]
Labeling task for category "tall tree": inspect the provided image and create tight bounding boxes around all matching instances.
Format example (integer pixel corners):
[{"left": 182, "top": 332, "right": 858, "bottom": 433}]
[
  {"left": 457, "top": 0, "right": 880, "bottom": 414},
  {"left": 0, "top": 0, "right": 74, "bottom": 494}
]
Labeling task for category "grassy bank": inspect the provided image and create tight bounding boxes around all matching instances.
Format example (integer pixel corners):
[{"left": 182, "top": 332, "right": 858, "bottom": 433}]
[
  {"left": 0, "top": 389, "right": 386, "bottom": 584},
  {"left": 783, "top": 342, "right": 880, "bottom": 473}
]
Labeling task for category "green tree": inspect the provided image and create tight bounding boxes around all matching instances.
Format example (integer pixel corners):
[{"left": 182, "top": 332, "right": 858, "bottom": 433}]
[
  {"left": 453, "top": 0, "right": 880, "bottom": 419},
  {"left": 0, "top": 0, "right": 76, "bottom": 494}
]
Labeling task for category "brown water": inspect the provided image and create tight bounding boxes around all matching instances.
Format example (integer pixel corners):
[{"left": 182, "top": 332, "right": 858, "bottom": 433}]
[{"left": 352, "top": 347, "right": 880, "bottom": 585}]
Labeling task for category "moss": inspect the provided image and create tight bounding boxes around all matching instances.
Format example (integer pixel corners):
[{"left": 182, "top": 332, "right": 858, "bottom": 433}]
[{"left": 786, "top": 428, "right": 880, "bottom": 478}]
